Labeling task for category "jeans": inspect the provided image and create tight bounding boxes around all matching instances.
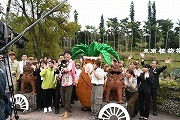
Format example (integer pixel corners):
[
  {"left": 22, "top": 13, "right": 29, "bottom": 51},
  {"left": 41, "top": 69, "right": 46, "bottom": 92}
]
[{"left": 0, "top": 99, "right": 6, "bottom": 120}]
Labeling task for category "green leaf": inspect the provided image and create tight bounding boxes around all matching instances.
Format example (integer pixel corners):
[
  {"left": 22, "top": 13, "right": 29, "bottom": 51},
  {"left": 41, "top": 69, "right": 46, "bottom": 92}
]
[
  {"left": 100, "top": 50, "right": 111, "bottom": 65},
  {"left": 72, "top": 49, "right": 85, "bottom": 60},
  {"left": 72, "top": 43, "right": 88, "bottom": 54},
  {"left": 88, "top": 42, "right": 99, "bottom": 56},
  {"left": 72, "top": 43, "right": 89, "bottom": 59},
  {"left": 103, "top": 45, "right": 120, "bottom": 62}
]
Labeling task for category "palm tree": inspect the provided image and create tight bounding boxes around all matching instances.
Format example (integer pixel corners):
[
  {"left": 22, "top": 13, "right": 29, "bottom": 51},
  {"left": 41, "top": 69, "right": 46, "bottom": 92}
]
[
  {"left": 177, "top": 19, "right": 180, "bottom": 48},
  {"left": 72, "top": 41, "right": 120, "bottom": 65}
]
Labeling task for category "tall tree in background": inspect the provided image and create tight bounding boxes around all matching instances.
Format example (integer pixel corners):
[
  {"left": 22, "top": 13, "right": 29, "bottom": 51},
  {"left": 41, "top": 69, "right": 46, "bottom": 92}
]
[
  {"left": 146, "top": 0, "right": 156, "bottom": 49},
  {"left": 177, "top": 19, "right": 180, "bottom": 48},
  {"left": 106, "top": 17, "right": 119, "bottom": 50},
  {"left": 151, "top": 1, "right": 156, "bottom": 49},
  {"left": 99, "top": 14, "right": 105, "bottom": 43},
  {"left": 129, "top": 1, "right": 135, "bottom": 52},
  {"left": 130, "top": 1, "right": 135, "bottom": 22},
  {"left": 74, "top": 10, "right": 78, "bottom": 23},
  {"left": 147, "top": 0, "right": 152, "bottom": 49},
  {"left": 156, "top": 19, "right": 173, "bottom": 49}
]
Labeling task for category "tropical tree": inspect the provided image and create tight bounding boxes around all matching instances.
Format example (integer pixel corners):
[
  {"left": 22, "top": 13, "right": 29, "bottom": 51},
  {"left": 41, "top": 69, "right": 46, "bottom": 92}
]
[
  {"left": 72, "top": 41, "right": 120, "bottom": 65},
  {"left": 85, "top": 25, "right": 98, "bottom": 44},
  {"left": 74, "top": 10, "right": 78, "bottom": 23},
  {"left": 156, "top": 19, "right": 173, "bottom": 49},
  {"left": 177, "top": 19, "right": 180, "bottom": 48},
  {"left": 106, "top": 17, "right": 119, "bottom": 50},
  {"left": 119, "top": 17, "right": 131, "bottom": 52},
  {"left": 129, "top": 1, "right": 135, "bottom": 52},
  {"left": 151, "top": 1, "right": 156, "bottom": 48},
  {"left": 99, "top": 14, "right": 105, "bottom": 43}
]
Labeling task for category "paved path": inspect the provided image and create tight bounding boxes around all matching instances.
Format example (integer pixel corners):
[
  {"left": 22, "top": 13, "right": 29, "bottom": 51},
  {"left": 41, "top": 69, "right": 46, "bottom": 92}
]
[{"left": 12, "top": 101, "right": 179, "bottom": 120}]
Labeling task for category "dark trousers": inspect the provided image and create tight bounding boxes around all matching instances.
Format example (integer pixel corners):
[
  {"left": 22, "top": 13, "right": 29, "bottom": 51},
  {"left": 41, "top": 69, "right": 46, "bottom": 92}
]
[
  {"left": 36, "top": 80, "right": 43, "bottom": 109},
  {"left": 18, "top": 74, "right": 23, "bottom": 91},
  {"left": 60, "top": 85, "right": 73, "bottom": 112},
  {"left": 54, "top": 82, "right": 61, "bottom": 109},
  {"left": 71, "top": 85, "right": 77, "bottom": 102},
  {"left": 133, "top": 96, "right": 139, "bottom": 114},
  {"left": 0, "top": 99, "right": 6, "bottom": 120},
  {"left": 126, "top": 91, "right": 138, "bottom": 117},
  {"left": 139, "top": 91, "right": 151, "bottom": 118},
  {"left": 43, "top": 89, "right": 54, "bottom": 108},
  {"left": 151, "top": 88, "right": 157, "bottom": 112}
]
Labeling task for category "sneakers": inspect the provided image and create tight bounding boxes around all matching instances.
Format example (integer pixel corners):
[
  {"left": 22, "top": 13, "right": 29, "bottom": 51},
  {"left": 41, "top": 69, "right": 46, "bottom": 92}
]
[
  {"left": 139, "top": 116, "right": 144, "bottom": 120},
  {"left": 48, "top": 107, "right": 52, "bottom": 112},
  {"left": 44, "top": 108, "right": 47, "bottom": 113},
  {"left": 143, "top": 117, "right": 148, "bottom": 120}
]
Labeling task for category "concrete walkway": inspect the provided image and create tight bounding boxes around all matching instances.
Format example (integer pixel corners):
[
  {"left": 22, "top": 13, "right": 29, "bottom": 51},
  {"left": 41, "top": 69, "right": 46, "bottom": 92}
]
[{"left": 12, "top": 101, "right": 179, "bottom": 120}]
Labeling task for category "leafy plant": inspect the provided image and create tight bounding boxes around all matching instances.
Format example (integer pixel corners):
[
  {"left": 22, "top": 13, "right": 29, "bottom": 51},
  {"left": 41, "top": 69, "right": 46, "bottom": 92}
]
[{"left": 71, "top": 41, "right": 120, "bottom": 65}]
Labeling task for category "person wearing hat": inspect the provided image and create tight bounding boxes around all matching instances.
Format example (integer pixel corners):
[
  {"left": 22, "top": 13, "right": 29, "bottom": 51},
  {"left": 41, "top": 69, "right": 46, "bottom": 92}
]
[{"left": 9, "top": 52, "right": 20, "bottom": 93}]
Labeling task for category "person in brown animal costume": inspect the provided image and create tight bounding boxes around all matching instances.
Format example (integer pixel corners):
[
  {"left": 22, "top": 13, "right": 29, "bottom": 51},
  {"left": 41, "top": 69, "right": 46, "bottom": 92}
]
[
  {"left": 105, "top": 59, "right": 124, "bottom": 104},
  {"left": 21, "top": 57, "right": 36, "bottom": 94}
]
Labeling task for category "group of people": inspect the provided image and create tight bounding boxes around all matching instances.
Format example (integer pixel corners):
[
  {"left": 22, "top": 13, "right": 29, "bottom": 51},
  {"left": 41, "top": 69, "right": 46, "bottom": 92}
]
[
  {"left": 123, "top": 53, "right": 172, "bottom": 120},
  {"left": 6, "top": 50, "right": 82, "bottom": 119},
  {"left": 1, "top": 50, "right": 172, "bottom": 120}
]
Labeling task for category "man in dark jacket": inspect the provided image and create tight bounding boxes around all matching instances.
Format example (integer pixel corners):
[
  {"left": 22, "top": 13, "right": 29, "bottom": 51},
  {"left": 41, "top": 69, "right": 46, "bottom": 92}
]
[
  {"left": 137, "top": 64, "right": 154, "bottom": 120},
  {"left": 0, "top": 56, "right": 7, "bottom": 120},
  {"left": 140, "top": 53, "right": 172, "bottom": 116}
]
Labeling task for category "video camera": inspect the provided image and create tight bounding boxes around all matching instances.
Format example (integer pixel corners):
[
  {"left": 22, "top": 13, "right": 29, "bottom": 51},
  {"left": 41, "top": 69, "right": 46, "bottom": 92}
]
[
  {"left": 0, "top": 20, "right": 28, "bottom": 52},
  {"left": 58, "top": 60, "right": 68, "bottom": 72}
]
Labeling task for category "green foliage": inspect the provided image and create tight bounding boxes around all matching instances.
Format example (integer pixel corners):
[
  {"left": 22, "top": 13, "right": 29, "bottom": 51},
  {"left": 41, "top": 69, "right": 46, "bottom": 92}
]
[
  {"left": 6, "top": 0, "right": 80, "bottom": 60},
  {"left": 159, "top": 80, "right": 179, "bottom": 88},
  {"left": 157, "top": 80, "right": 180, "bottom": 104},
  {"left": 71, "top": 41, "right": 120, "bottom": 65}
]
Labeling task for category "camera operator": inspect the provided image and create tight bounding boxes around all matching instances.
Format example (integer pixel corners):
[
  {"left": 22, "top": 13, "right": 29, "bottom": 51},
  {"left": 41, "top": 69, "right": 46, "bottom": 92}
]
[
  {"left": 0, "top": 54, "right": 6, "bottom": 120},
  {"left": 0, "top": 54, "right": 12, "bottom": 120}
]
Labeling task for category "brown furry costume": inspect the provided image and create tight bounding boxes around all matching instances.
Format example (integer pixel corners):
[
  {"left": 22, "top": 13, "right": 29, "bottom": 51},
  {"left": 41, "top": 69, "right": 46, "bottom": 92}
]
[
  {"left": 21, "top": 62, "right": 36, "bottom": 94},
  {"left": 105, "top": 61, "right": 124, "bottom": 104}
]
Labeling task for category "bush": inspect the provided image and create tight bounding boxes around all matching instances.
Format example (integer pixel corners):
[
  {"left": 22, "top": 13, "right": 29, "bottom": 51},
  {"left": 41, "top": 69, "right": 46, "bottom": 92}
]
[{"left": 157, "top": 80, "right": 180, "bottom": 116}]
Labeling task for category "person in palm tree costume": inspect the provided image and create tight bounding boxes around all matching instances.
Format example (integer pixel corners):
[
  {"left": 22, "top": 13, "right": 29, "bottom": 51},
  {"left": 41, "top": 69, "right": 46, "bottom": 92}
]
[{"left": 72, "top": 41, "right": 120, "bottom": 110}]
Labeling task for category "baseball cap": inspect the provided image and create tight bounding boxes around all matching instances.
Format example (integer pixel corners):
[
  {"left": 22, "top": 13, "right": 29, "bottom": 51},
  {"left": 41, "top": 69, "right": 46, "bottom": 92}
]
[{"left": 9, "top": 51, "right": 15, "bottom": 55}]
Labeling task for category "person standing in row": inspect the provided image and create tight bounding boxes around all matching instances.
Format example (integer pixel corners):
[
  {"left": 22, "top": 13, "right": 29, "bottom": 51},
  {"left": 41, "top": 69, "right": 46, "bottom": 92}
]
[
  {"left": 88, "top": 60, "right": 104, "bottom": 120},
  {"left": 124, "top": 69, "right": 138, "bottom": 119},
  {"left": 18, "top": 54, "right": 28, "bottom": 91},
  {"left": 40, "top": 60, "right": 55, "bottom": 113},
  {"left": 9, "top": 52, "right": 20, "bottom": 93},
  {"left": 59, "top": 50, "right": 76, "bottom": 119},
  {"left": 140, "top": 53, "right": 172, "bottom": 116},
  {"left": 54, "top": 54, "right": 64, "bottom": 114},
  {"left": 33, "top": 60, "right": 47, "bottom": 111},
  {"left": 137, "top": 64, "right": 154, "bottom": 120}
]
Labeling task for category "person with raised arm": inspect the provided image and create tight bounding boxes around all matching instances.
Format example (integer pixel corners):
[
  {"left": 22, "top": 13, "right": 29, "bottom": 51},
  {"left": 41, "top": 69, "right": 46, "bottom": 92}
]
[{"left": 140, "top": 53, "right": 172, "bottom": 116}]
